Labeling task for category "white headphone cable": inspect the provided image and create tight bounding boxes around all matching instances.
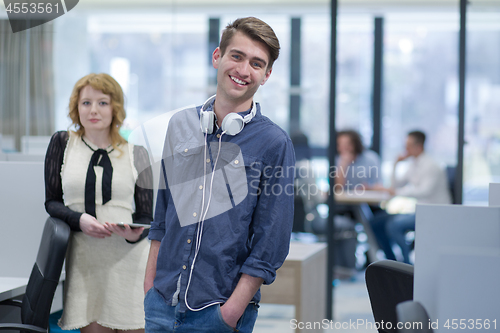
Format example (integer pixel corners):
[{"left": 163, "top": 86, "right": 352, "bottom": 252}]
[
  {"left": 191, "top": 129, "right": 210, "bottom": 270},
  {"left": 185, "top": 130, "right": 226, "bottom": 311}
]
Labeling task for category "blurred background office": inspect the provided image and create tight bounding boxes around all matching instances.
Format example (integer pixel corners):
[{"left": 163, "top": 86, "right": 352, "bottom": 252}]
[
  {"left": 2, "top": 0, "right": 500, "bottom": 206},
  {"left": 2, "top": 1, "right": 500, "bottom": 331}
]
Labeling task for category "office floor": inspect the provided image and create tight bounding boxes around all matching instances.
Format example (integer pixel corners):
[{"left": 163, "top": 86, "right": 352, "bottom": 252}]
[
  {"left": 48, "top": 272, "right": 375, "bottom": 333},
  {"left": 254, "top": 270, "right": 377, "bottom": 333}
]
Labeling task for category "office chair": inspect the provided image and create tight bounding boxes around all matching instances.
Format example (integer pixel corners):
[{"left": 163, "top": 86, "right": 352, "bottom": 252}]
[
  {"left": 396, "top": 301, "right": 434, "bottom": 333},
  {"left": 365, "top": 260, "right": 414, "bottom": 332},
  {"left": 0, "top": 217, "right": 70, "bottom": 332}
]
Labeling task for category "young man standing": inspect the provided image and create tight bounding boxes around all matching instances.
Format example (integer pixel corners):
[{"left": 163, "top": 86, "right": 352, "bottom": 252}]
[{"left": 144, "top": 17, "right": 295, "bottom": 332}]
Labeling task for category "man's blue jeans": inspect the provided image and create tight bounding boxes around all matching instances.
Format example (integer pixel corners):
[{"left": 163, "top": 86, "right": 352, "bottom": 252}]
[
  {"left": 386, "top": 213, "right": 416, "bottom": 264},
  {"left": 371, "top": 211, "right": 416, "bottom": 264},
  {"left": 144, "top": 287, "right": 259, "bottom": 333}
]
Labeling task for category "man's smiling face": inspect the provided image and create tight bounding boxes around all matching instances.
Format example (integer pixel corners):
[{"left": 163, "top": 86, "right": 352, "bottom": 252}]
[{"left": 212, "top": 31, "right": 272, "bottom": 107}]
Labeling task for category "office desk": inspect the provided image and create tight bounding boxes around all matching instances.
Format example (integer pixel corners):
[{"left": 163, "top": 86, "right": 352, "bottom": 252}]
[
  {"left": 260, "top": 242, "right": 327, "bottom": 333},
  {"left": 0, "top": 277, "right": 29, "bottom": 302},
  {"left": 335, "top": 190, "right": 391, "bottom": 263},
  {"left": 0, "top": 273, "right": 64, "bottom": 315},
  {"left": 336, "top": 190, "right": 391, "bottom": 205}
]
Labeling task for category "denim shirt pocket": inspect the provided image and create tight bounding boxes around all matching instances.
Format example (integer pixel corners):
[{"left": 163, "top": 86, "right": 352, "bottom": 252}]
[
  {"left": 217, "top": 150, "right": 253, "bottom": 207},
  {"left": 167, "top": 141, "right": 206, "bottom": 227},
  {"left": 165, "top": 141, "right": 204, "bottom": 186}
]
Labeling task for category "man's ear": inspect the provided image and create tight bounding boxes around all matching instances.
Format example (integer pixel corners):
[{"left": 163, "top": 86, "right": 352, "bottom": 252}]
[
  {"left": 260, "top": 68, "right": 273, "bottom": 86},
  {"left": 212, "top": 47, "right": 221, "bottom": 69}
]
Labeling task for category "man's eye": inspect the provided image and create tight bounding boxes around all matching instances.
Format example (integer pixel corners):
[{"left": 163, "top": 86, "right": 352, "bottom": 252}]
[
  {"left": 252, "top": 62, "right": 262, "bottom": 68},
  {"left": 232, "top": 54, "right": 240, "bottom": 60}
]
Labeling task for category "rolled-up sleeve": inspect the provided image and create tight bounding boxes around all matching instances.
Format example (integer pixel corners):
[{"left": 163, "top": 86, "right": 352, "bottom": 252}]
[{"left": 239, "top": 135, "right": 296, "bottom": 285}]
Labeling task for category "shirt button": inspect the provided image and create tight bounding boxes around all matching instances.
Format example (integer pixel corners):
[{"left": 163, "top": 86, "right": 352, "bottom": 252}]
[
  {"left": 193, "top": 212, "right": 197, "bottom": 217},
  {"left": 187, "top": 239, "right": 191, "bottom": 244},
  {"left": 199, "top": 185, "right": 203, "bottom": 190},
  {"left": 234, "top": 160, "right": 239, "bottom": 165},
  {"left": 184, "top": 148, "right": 188, "bottom": 153},
  {"left": 217, "top": 134, "right": 221, "bottom": 138},
  {"left": 182, "top": 265, "right": 187, "bottom": 270},
  {"left": 206, "top": 158, "right": 210, "bottom": 163}
]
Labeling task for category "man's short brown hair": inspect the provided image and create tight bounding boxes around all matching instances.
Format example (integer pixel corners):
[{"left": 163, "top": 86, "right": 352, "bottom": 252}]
[
  {"left": 219, "top": 17, "right": 280, "bottom": 69},
  {"left": 408, "top": 130, "right": 426, "bottom": 147}
]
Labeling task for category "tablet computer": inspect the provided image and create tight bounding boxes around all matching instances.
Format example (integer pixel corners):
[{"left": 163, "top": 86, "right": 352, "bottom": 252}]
[{"left": 117, "top": 222, "right": 151, "bottom": 229}]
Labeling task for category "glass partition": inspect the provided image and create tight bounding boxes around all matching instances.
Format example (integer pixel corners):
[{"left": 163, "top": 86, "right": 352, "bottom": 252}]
[{"left": 462, "top": 8, "right": 500, "bottom": 205}]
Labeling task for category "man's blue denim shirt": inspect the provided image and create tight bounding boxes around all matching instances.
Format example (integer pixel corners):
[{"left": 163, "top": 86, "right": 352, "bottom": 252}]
[{"left": 149, "top": 102, "right": 295, "bottom": 312}]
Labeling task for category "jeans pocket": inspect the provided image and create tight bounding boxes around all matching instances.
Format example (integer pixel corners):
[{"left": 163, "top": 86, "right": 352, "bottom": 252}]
[
  {"left": 145, "top": 287, "right": 155, "bottom": 298},
  {"left": 238, "top": 303, "right": 259, "bottom": 332},
  {"left": 143, "top": 287, "right": 156, "bottom": 310},
  {"left": 216, "top": 304, "right": 237, "bottom": 332}
]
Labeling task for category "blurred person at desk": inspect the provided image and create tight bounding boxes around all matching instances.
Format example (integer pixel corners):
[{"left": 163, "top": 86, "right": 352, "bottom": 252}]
[
  {"left": 369, "top": 130, "right": 452, "bottom": 264},
  {"left": 325, "top": 130, "right": 383, "bottom": 274},
  {"left": 44, "top": 73, "right": 153, "bottom": 333},
  {"left": 333, "top": 130, "right": 382, "bottom": 219},
  {"left": 335, "top": 130, "right": 381, "bottom": 190}
]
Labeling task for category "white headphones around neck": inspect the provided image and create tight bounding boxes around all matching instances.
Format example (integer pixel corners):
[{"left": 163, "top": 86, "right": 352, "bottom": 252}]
[{"left": 199, "top": 94, "right": 257, "bottom": 136}]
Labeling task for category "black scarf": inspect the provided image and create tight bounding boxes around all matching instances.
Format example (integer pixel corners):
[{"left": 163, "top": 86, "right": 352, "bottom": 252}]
[{"left": 82, "top": 136, "right": 114, "bottom": 218}]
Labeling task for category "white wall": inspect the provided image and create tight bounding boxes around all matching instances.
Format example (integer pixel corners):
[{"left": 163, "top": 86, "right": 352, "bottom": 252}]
[{"left": 0, "top": 161, "right": 48, "bottom": 278}]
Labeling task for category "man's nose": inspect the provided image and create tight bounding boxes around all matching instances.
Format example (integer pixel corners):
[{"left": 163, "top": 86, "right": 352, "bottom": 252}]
[{"left": 236, "top": 61, "right": 250, "bottom": 77}]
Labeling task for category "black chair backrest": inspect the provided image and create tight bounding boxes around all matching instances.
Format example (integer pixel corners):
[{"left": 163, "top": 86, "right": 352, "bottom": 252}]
[
  {"left": 20, "top": 217, "right": 70, "bottom": 329},
  {"left": 365, "top": 260, "right": 414, "bottom": 332},
  {"left": 396, "top": 301, "right": 434, "bottom": 333}
]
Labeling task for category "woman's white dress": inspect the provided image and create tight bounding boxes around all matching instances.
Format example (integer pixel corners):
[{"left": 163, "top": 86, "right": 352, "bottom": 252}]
[{"left": 58, "top": 133, "right": 149, "bottom": 330}]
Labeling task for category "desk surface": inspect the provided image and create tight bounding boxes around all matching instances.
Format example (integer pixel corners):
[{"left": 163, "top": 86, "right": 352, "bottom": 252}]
[
  {"left": 287, "top": 242, "right": 327, "bottom": 261},
  {"left": 336, "top": 190, "right": 391, "bottom": 204},
  {"left": 0, "top": 277, "right": 29, "bottom": 302},
  {"left": 0, "top": 272, "right": 65, "bottom": 303}
]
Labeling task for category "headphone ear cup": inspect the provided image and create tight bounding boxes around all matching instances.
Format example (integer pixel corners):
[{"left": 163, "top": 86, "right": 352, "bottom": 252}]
[
  {"left": 200, "top": 111, "right": 215, "bottom": 134},
  {"left": 222, "top": 113, "right": 245, "bottom": 136}
]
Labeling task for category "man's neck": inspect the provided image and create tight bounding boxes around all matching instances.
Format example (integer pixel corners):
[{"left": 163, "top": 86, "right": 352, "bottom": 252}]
[
  {"left": 213, "top": 97, "right": 253, "bottom": 128},
  {"left": 413, "top": 150, "right": 424, "bottom": 158}
]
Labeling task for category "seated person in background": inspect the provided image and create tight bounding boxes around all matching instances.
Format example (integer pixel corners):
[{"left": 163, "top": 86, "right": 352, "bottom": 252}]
[
  {"left": 335, "top": 129, "right": 381, "bottom": 190},
  {"left": 370, "top": 130, "right": 452, "bottom": 264},
  {"left": 332, "top": 130, "right": 382, "bottom": 272}
]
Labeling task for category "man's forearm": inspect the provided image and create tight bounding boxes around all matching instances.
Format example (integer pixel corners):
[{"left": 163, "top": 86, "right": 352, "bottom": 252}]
[
  {"left": 221, "top": 273, "right": 263, "bottom": 328},
  {"left": 144, "top": 239, "right": 160, "bottom": 293}
]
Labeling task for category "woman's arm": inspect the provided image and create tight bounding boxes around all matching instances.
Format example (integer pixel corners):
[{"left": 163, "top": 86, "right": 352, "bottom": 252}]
[
  {"left": 45, "top": 131, "right": 112, "bottom": 238},
  {"left": 44, "top": 131, "right": 83, "bottom": 230}
]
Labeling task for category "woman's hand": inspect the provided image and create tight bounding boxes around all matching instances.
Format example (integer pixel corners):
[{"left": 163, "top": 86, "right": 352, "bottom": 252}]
[
  {"left": 104, "top": 222, "right": 144, "bottom": 242},
  {"left": 80, "top": 213, "right": 112, "bottom": 238}
]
